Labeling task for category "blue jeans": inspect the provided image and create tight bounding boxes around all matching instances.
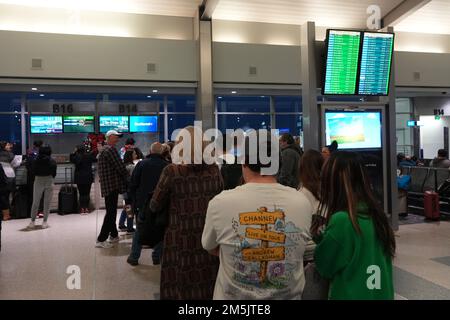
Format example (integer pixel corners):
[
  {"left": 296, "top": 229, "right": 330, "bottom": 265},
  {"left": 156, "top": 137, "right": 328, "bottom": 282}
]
[
  {"left": 118, "top": 209, "right": 134, "bottom": 231},
  {"left": 129, "top": 228, "right": 163, "bottom": 263}
]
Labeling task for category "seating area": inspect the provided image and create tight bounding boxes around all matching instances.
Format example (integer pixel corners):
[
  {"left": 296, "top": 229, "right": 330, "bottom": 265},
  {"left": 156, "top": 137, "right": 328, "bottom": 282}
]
[{"left": 401, "top": 166, "right": 450, "bottom": 218}]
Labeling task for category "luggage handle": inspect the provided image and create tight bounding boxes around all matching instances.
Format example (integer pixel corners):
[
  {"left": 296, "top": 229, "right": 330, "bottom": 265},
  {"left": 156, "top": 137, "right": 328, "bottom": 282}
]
[{"left": 64, "top": 166, "right": 73, "bottom": 189}]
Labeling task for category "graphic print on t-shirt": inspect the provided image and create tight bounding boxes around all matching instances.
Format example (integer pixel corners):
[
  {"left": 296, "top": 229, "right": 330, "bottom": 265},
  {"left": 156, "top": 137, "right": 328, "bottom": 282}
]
[{"left": 231, "top": 205, "right": 309, "bottom": 291}]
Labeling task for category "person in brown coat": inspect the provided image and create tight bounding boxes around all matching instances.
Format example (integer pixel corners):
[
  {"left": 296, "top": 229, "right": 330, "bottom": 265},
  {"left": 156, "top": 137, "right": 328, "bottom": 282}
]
[{"left": 150, "top": 126, "right": 223, "bottom": 300}]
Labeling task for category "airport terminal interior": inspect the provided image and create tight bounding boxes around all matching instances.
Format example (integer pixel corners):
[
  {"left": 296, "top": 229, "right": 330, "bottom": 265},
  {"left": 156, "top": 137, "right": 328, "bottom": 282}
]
[{"left": 0, "top": 0, "right": 450, "bottom": 300}]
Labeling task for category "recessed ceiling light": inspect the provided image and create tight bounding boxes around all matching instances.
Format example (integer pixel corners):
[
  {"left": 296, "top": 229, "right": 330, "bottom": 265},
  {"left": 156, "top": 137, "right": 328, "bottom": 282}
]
[
  {"left": 152, "top": 89, "right": 158, "bottom": 93},
  {"left": 147, "top": 95, "right": 152, "bottom": 98},
  {"left": 231, "top": 91, "right": 237, "bottom": 94},
  {"left": 218, "top": 96, "right": 223, "bottom": 99},
  {"left": 31, "top": 87, "right": 37, "bottom": 91},
  {"left": 40, "top": 94, "right": 45, "bottom": 97}
]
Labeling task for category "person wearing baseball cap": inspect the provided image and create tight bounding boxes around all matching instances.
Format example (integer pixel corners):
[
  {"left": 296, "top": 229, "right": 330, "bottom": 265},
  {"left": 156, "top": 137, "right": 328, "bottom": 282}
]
[{"left": 96, "top": 130, "right": 127, "bottom": 248}]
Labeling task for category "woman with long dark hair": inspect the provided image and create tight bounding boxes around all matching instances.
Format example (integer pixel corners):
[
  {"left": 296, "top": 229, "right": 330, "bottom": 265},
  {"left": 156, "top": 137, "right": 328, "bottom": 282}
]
[
  {"left": 312, "top": 151, "right": 395, "bottom": 300},
  {"left": 298, "top": 149, "right": 324, "bottom": 213}
]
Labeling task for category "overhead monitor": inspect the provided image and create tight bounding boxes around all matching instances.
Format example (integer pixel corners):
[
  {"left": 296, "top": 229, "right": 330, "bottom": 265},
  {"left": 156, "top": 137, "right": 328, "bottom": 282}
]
[
  {"left": 99, "top": 115, "right": 129, "bottom": 133},
  {"left": 63, "top": 115, "right": 95, "bottom": 133},
  {"left": 325, "top": 111, "right": 382, "bottom": 149},
  {"left": 30, "top": 115, "right": 63, "bottom": 134},
  {"left": 323, "top": 29, "right": 361, "bottom": 95},
  {"left": 129, "top": 115, "right": 158, "bottom": 133},
  {"left": 358, "top": 32, "right": 394, "bottom": 95}
]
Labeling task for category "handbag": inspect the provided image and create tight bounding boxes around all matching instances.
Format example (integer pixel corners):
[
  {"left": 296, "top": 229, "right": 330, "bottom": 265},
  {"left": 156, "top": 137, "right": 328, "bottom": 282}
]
[
  {"left": 136, "top": 192, "right": 169, "bottom": 248},
  {"left": 302, "top": 262, "right": 330, "bottom": 300}
]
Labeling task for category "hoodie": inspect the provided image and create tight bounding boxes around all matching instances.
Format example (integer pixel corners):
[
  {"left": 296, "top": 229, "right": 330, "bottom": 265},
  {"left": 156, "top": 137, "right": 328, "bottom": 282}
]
[{"left": 32, "top": 155, "right": 57, "bottom": 178}]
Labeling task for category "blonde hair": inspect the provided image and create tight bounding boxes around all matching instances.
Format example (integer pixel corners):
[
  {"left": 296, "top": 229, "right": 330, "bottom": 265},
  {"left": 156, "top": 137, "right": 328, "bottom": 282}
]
[{"left": 173, "top": 126, "right": 210, "bottom": 164}]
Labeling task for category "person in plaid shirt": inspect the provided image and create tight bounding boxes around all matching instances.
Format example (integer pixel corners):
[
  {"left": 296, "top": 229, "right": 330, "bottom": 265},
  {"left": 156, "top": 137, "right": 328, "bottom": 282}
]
[{"left": 96, "top": 130, "right": 128, "bottom": 248}]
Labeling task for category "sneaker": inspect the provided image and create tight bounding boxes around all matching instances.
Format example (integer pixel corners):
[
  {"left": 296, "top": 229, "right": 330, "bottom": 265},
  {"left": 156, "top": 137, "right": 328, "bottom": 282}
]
[
  {"left": 118, "top": 225, "right": 127, "bottom": 232},
  {"left": 127, "top": 257, "right": 139, "bottom": 266},
  {"left": 96, "top": 241, "right": 113, "bottom": 249},
  {"left": 126, "top": 228, "right": 135, "bottom": 235},
  {"left": 42, "top": 221, "right": 49, "bottom": 229},
  {"left": 37, "top": 212, "right": 44, "bottom": 218},
  {"left": 27, "top": 221, "right": 35, "bottom": 230},
  {"left": 108, "top": 236, "right": 120, "bottom": 243}
]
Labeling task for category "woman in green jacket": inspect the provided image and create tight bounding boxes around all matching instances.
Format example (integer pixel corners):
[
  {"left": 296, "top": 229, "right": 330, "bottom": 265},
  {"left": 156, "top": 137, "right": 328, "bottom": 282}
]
[{"left": 312, "top": 151, "right": 396, "bottom": 300}]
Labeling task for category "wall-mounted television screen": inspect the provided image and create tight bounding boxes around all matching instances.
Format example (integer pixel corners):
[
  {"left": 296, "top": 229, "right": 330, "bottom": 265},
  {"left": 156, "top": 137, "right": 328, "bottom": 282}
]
[
  {"left": 325, "top": 111, "right": 382, "bottom": 149},
  {"left": 99, "top": 115, "right": 129, "bottom": 133},
  {"left": 129, "top": 115, "right": 158, "bottom": 133},
  {"left": 63, "top": 115, "right": 95, "bottom": 133},
  {"left": 323, "top": 29, "right": 361, "bottom": 95},
  {"left": 357, "top": 32, "right": 394, "bottom": 95},
  {"left": 30, "top": 115, "right": 63, "bottom": 134}
]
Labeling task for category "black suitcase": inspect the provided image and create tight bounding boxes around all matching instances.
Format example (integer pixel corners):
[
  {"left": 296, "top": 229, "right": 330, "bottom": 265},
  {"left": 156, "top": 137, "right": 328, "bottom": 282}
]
[
  {"left": 58, "top": 167, "right": 78, "bottom": 215},
  {"left": 11, "top": 186, "right": 30, "bottom": 219}
]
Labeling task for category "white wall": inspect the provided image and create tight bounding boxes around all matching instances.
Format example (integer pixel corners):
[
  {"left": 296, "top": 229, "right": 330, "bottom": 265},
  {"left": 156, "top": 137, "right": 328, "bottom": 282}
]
[
  {"left": 419, "top": 115, "right": 450, "bottom": 159},
  {"left": 395, "top": 52, "right": 450, "bottom": 87},
  {"left": 0, "top": 30, "right": 197, "bottom": 82},
  {"left": 414, "top": 97, "right": 450, "bottom": 115},
  {"left": 213, "top": 42, "right": 301, "bottom": 84},
  {"left": 213, "top": 20, "right": 450, "bottom": 53},
  {"left": 395, "top": 32, "right": 450, "bottom": 54},
  {"left": 0, "top": 3, "right": 194, "bottom": 40}
]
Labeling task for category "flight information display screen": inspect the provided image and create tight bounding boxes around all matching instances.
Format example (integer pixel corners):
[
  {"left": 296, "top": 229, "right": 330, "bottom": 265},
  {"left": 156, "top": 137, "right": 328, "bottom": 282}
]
[
  {"left": 63, "top": 115, "right": 95, "bottom": 133},
  {"left": 99, "top": 116, "right": 129, "bottom": 133},
  {"left": 323, "top": 30, "right": 361, "bottom": 95},
  {"left": 358, "top": 32, "right": 394, "bottom": 95},
  {"left": 30, "top": 116, "right": 63, "bottom": 134}
]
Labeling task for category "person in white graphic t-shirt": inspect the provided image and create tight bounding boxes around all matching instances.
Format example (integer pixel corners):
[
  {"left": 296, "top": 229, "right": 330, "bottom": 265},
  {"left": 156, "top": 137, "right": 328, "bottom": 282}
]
[{"left": 202, "top": 134, "right": 313, "bottom": 300}]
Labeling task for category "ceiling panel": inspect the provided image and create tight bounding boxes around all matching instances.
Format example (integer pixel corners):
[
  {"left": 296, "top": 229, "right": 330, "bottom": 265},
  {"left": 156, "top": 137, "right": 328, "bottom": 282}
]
[
  {"left": 394, "top": 0, "right": 450, "bottom": 35},
  {"left": 213, "top": 0, "right": 403, "bottom": 28},
  {"left": 0, "top": 0, "right": 203, "bottom": 17}
]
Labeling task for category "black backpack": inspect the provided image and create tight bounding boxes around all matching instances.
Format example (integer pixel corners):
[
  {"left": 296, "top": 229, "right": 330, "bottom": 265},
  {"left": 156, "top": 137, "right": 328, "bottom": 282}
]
[{"left": 136, "top": 192, "right": 168, "bottom": 248}]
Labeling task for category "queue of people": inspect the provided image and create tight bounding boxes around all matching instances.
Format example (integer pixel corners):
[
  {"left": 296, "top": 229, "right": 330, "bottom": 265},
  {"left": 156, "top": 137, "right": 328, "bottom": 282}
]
[{"left": 0, "top": 129, "right": 396, "bottom": 300}]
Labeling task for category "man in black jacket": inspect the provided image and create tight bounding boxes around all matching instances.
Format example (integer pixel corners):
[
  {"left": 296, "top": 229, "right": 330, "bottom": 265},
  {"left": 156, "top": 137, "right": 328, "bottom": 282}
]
[
  {"left": 127, "top": 142, "right": 169, "bottom": 266},
  {"left": 277, "top": 133, "right": 303, "bottom": 189}
]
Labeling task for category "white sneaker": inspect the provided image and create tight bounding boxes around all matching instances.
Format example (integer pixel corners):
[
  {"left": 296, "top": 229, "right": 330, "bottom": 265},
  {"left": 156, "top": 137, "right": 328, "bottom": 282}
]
[
  {"left": 42, "top": 221, "right": 49, "bottom": 229},
  {"left": 108, "top": 236, "right": 120, "bottom": 243},
  {"left": 95, "top": 241, "right": 113, "bottom": 249},
  {"left": 27, "top": 221, "right": 35, "bottom": 230}
]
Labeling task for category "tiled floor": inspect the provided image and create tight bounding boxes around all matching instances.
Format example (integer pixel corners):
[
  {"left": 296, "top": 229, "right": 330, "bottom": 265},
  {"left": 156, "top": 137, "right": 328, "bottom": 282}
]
[
  {"left": 0, "top": 211, "right": 160, "bottom": 300},
  {"left": 0, "top": 211, "right": 449, "bottom": 299}
]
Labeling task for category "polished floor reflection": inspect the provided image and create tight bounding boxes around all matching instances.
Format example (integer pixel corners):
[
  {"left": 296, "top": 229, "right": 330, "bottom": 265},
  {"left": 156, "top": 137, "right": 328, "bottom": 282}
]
[{"left": 0, "top": 211, "right": 449, "bottom": 299}]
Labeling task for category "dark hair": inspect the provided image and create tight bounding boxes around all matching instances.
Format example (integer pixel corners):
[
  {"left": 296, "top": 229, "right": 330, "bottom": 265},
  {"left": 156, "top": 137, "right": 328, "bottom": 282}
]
[
  {"left": 125, "top": 138, "right": 135, "bottom": 145},
  {"left": 0, "top": 141, "right": 7, "bottom": 151},
  {"left": 243, "top": 133, "right": 274, "bottom": 174},
  {"left": 123, "top": 149, "right": 135, "bottom": 165},
  {"left": 299, "top": 149, "right": 324, "bottom": 199},
  {"left": 327, "top": 140, "right": 338, "bottom": 153},
  {"left": 33, "top": 140, "right": 43, "bottom": 148},
  {"left": 280, "top": 133, "right": 294, "bottom": 145},
  {"left": 134, "top": 147, "right": 144, "bottom": 160},
  {"left": 397, "top": 153, "right": 406, "bottom": 165},
  {"left": 438, "top": 149, "right": 447, "bottom": 158},
  {"left": 39, "top": 145, "right": 52, "bottom": 157},
  {"left": 318, "top": 151, "right": 395, "bottom": 258},
  {"left": 76, "top": 145, "right": 86, "bottom": 154}
]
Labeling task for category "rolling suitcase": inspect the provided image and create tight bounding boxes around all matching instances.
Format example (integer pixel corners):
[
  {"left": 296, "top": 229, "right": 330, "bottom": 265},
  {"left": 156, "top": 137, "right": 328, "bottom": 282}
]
[
  {"left": 11, "top": 185, "right": 30, "bottom": 219},
  {"left": 424, "top": 191, "right": 440, "bottom": 220},
  {"left": 58, "top": 167, "right": 78, "bottom": 215}
]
